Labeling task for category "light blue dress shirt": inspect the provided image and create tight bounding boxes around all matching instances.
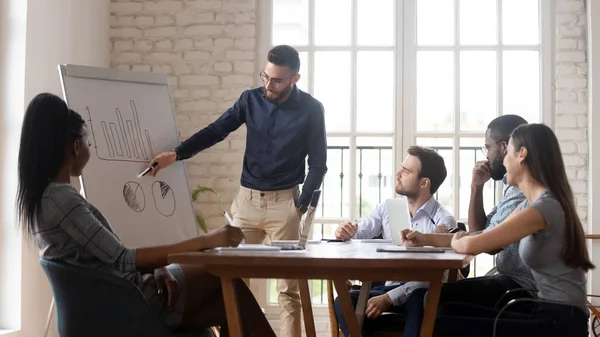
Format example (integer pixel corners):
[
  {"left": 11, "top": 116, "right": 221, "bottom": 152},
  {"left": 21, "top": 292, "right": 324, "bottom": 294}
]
[
  {"left": 353, "top": 196, "right": 457, "bottom": 306},
  {"left": 354, "top": 196, "right": 456, "bottom": 240}
]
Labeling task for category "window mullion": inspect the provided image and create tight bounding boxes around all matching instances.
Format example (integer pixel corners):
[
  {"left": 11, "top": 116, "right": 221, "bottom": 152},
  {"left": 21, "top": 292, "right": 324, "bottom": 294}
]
[
  {"left": 327, "top": 132, "right": 395, "bottom": 137},
  {"left": 415, "top": 45, "right": 541, "bottom": 51},
  {"left": 394, "top": 0, "right": 404, "bottom": 198},
  {"left": 308, "top": 0, "right": 315, "bottom": 96},
  {"left": 349, "top": 0, "right": 358, "bottom": 219},
  {"left": 402, "top": 0, "right": 417, "bottom": 172},
  {"left": 496, "top": 0, "right": 505, "bottom": 205},
  {"left": 453, "top": 0, "right": 461, "bottom": 219},
  {"left": 540, "top": 0, "right": 554, "bottom": 128},
  {"left": 308, "top": 0, "right": 315, "bottom": 47},
  {"left": 293, "top": 46, "right": 396, "bottom": 52},
  {"left": 497, "top": 0, "right": 503, "bottom": 118}
]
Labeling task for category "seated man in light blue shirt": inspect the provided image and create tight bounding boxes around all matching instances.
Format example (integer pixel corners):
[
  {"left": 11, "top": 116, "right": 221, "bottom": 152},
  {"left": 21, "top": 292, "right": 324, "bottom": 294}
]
[{"left": 333, "top": 145, "right": 456, "bottom": 337}]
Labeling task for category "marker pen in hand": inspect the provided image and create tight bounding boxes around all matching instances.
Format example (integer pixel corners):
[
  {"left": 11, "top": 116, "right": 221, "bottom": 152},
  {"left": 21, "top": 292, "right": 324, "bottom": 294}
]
[
  {"left": 353, "top": 218, "right": 360, "bottom": 231},
  {"left": 224, "top": 211, "right": 245, "bottom": 244},
  {"left": 138, "top": 162, "right": 158, "bottom": 178},
  {"left": 345, "top": 218, "right": 359, "bottom": 241}
]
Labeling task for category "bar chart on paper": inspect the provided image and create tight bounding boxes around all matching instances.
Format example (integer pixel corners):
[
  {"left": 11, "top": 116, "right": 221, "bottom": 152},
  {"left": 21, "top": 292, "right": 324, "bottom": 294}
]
[
  {"left": 86, "top": 100, "right": 156, "bottom": 163},
  {"left": 59, "top": 64, "right": 200, "bottom": 249}
]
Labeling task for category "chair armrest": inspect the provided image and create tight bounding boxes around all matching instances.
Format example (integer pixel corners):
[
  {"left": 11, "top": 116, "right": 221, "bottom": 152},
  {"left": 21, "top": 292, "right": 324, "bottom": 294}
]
[
  {"left": 493, "top": 298, "right": 553, "bottom": 337},
  {"left": 350, "top": 280, "right": 362, "bottom": 290},
  {"left": 494, "top": 288, "right": 538, "bottom": 309},
  {"left": 341, "top": 279, "right": 363, "bottom": 290}
]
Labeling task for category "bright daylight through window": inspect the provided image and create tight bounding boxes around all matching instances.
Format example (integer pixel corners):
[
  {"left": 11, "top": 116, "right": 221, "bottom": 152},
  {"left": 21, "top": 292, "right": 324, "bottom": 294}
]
[{"left": 266, "top": 0, "right": 546, "bottom": 307}]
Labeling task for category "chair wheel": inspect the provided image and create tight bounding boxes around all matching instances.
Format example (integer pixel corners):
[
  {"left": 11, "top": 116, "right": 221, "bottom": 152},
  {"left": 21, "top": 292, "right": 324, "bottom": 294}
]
[{"left": 593, "top": 315, "right": 600, "bottom": 337}]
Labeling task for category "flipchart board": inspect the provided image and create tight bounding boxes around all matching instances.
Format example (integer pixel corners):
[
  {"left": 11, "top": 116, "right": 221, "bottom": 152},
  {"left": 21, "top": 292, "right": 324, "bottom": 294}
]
[{"left": 58, "top": 64, "right": 199, "bottom": 248}]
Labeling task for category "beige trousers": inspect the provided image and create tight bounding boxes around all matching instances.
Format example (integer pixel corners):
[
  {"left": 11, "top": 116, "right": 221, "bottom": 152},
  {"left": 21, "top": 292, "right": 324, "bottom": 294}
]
[{"left": 231, "top": 185, "right": 302, "bottom": 337}]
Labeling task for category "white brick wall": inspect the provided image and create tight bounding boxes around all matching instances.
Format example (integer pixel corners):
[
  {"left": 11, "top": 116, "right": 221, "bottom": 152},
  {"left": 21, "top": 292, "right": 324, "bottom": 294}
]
[
  {"left": 110, "top": 0, "right": 255, "bottom": 230},
  {"left": 555, "top": 0, "right": 589, "bottom": 223}
]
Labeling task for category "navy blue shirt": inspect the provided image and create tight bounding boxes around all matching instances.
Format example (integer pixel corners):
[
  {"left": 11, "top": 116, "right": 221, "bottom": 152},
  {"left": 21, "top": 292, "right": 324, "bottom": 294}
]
[{"left": 175, "top": 86, "right": 327, "bottom": 208}]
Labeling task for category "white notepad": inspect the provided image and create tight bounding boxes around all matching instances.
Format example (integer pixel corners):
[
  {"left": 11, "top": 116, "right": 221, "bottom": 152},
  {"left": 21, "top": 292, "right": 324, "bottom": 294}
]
[
  {"left": 270, "top": 240, "right": 321, "bottom": 245},
  {"left": 212, "top": 244, "right": 282, "bottom": 252},
  {"left": 376, "top": 246, "right": 447, "bottom": 253},
  {"left": 353, "top": 239, "right": 393, "bottom": 244}
]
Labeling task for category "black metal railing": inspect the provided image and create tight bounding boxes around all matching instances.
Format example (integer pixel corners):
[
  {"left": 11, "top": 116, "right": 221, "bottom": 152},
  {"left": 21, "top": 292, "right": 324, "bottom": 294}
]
[
  {"left": 320, "top": 146, "right": 395, "bottom": 219},
  {"left": 317, "top": 145, "right": 497, "bottom": 219},
  {"left": 271, "top": 145, "right": 499, "bottom": 305}
]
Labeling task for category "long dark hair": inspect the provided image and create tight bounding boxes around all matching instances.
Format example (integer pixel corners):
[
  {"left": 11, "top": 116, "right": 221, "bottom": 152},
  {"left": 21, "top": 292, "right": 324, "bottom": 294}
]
[
  {"left": 511, "top": 123, "right": 594, "bottom": 271},
  {"left": 16, "top": 93, "right": 86, "bottom": 237}
]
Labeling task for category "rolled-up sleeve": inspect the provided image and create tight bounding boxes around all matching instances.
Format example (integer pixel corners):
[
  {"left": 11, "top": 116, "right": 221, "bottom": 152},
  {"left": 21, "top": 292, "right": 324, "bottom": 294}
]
[
  {"left": 355, "top": 203, "right": 386, "bottom": 239},
  {"left": 386, "top": 281, "right": 430, "bottom": 306},
  {"left": 298, "top": 102, "right": 327, "bottom": 207},
  {"left": 437, "top": 215, "right": 457, "bottom": 229}
]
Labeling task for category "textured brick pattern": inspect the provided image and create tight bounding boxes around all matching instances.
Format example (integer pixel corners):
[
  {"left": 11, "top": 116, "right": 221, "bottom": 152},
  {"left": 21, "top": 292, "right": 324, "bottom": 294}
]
[
  {"left": 555, "top": 0, "right": 588, "bottom": 223},
  {"left": 110, "top": 0, "right": 255, "bottom": 230}
]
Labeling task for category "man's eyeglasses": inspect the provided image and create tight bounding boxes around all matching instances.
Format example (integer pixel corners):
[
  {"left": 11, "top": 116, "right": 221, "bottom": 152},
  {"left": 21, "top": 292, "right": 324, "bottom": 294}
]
[
  {"left": 481, "top": 140, "right": 506, "bottom": 156},
  {"left": 259, "top": 71, "right": 296, "bottom": 88}
]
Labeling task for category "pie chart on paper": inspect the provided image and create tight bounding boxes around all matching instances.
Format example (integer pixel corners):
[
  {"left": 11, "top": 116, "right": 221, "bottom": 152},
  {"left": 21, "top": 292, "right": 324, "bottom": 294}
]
[
  {"left": 152, "top": 181, "right": 176, "bottom": 217},
  {"left": 123, "top": 181, "right": 145, "bottom": 212}
]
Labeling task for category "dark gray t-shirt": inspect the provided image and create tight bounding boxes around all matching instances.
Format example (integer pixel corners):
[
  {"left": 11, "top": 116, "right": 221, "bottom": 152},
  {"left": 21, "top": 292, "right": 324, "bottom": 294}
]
[{"left": 517, "top": 190, "right": 587, "bottom": 309}]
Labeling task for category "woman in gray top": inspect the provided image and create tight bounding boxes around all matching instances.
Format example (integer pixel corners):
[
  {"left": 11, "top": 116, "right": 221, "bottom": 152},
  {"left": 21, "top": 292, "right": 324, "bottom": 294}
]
[
  {"left": 433, "top": 123, "right": 593, "bottom": 337},
  {"left": 16, "top": 93, "right": 276, "bottom": 336}
]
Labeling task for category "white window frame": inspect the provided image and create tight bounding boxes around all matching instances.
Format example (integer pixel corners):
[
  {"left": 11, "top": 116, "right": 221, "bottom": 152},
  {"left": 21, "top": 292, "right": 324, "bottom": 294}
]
[
  {"left": 257, "top": 0, "right": 401, "bottom": 317},
  {"left": 401, "top": 0, "right": 554, "bottom": 216},
  {"left": 258, "top": 0, "right": 554, "bottom": 319}
]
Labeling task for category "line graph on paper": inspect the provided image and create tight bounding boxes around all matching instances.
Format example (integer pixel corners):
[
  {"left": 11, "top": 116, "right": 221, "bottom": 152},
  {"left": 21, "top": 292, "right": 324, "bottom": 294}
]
[{"left": 85, "top": 100, "right": 155, "bottom": 163}]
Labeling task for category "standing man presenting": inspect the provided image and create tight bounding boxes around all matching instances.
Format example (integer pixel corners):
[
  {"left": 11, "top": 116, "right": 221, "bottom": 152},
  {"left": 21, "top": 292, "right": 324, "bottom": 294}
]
[{"left": 149, "top": 45, "right": 328, "bottom": 337}]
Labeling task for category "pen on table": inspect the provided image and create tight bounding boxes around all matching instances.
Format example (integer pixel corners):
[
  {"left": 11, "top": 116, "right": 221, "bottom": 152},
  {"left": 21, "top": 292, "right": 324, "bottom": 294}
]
[
  {"left": 138, "top": 162, "right": 158, "bottom": 178},
  {"left": 343, "top": 218, "right": 359, "bottom": 241}
]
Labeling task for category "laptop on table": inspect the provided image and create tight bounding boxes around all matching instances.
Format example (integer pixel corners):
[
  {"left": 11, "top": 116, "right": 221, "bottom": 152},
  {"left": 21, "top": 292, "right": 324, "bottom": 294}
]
[
  {"left": 271, "top": 190, "right": 322, "bottom": 250},
  {"left": 215, "top": 190, "right": 322, "bottom": 252}
]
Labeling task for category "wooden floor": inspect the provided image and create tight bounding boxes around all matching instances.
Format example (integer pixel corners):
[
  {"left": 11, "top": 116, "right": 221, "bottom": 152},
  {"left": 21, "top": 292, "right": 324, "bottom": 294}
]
[{"left": 267, "top": 318, "right": 332, "bottom": 337}]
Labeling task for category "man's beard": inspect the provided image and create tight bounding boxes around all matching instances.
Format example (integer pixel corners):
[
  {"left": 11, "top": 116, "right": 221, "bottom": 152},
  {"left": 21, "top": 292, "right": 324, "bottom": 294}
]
[
  {"left": 395, "top": 187, "right": 417, "bottom": 198},
  {"left": 490, "top": 158, "right": 507, "bottom": 181},
  {"left": 265, "top": 85, "right": 293, "bottom": 103}
]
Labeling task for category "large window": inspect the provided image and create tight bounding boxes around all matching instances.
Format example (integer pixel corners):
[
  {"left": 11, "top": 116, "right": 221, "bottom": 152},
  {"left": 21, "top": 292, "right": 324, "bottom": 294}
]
[
  {"left": 270, "top": 0, "right": 397, "bottom": 229},
  {"left": 406, "top": 0, "right": 551, "bottom": 276},
  {"left": 261, "top": 0, "right": 551, "bottom": 311}
]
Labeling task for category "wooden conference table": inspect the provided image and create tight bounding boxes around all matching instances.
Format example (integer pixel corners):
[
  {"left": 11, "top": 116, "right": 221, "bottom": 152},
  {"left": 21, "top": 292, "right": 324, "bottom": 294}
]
[{"left": 169, "top": 242, "right": 472, "bottom": 337}]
